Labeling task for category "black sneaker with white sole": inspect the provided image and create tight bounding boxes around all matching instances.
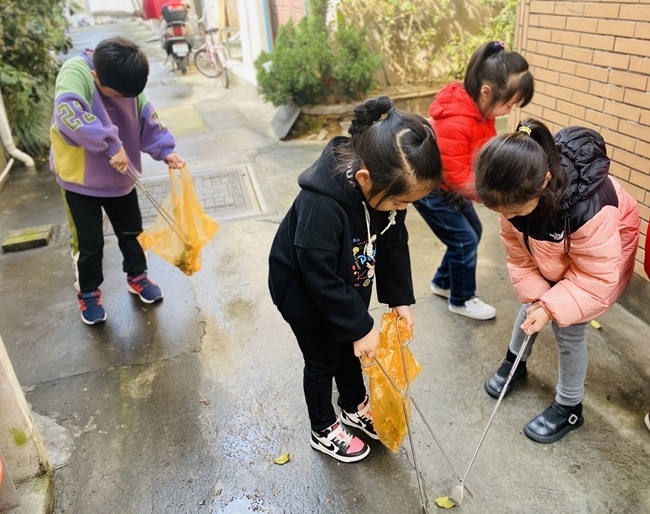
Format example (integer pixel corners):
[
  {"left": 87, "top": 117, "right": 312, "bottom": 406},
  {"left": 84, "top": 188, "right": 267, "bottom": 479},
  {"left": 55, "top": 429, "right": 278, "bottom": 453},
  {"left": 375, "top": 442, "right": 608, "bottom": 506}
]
[
  {"left": 340, "top": 395, "right": 380, "bottom": 440},
  {"left": 310, "top": 420, "right": 369, "bottom": 463}
]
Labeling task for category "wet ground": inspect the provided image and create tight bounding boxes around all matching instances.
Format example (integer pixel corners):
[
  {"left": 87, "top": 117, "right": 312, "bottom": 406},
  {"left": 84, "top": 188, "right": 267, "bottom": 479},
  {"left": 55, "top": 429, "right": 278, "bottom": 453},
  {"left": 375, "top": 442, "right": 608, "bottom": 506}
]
[{"left": 0, "top": 18, "right": 649, "bottom": 514}]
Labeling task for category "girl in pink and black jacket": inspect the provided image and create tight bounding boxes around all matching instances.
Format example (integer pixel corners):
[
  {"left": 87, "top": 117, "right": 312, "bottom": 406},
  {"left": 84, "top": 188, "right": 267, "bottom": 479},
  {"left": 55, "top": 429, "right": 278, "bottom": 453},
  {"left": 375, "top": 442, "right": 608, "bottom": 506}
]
[{"left": 474, "top": 118, "right": 639, "bottom": 444}]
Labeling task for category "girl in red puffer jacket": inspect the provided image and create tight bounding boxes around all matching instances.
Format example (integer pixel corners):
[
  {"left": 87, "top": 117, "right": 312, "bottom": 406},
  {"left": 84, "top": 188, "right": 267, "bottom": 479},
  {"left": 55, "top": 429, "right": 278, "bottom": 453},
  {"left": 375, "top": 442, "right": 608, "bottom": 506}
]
[{"left": 413, "top": 41, "right": 534, "bottom": 320}]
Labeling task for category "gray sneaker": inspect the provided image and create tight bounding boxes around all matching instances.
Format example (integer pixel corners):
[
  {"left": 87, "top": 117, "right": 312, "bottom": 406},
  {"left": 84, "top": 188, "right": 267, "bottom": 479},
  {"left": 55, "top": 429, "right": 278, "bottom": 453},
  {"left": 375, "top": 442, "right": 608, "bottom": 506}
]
[{"left": 448, "top": 296, "right": 496, "bottom": 320}]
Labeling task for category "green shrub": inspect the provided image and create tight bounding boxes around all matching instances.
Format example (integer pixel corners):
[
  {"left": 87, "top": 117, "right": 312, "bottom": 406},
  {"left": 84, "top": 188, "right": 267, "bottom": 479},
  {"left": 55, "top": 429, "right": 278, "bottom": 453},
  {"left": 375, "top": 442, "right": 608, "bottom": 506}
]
[
  {"left": 254, "top": 0, "right": 380, "bottom": 107},
  {"left": 338, "top": 0, "right": 515, "bottom": 87},
  {"left": 443, "top": 0, "right": 517, "bottom": 80},
  {"left": 330, "top": 23, "right": 381, "bottom": 102},
  {"left": 0, "top": 0, "right": 72, "bottom": 158}
]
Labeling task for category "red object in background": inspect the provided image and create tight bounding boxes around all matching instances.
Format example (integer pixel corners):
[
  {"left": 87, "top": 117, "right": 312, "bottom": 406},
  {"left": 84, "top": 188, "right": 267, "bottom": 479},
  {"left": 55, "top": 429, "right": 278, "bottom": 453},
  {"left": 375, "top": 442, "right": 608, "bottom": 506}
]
[
  {"left": 142, "top": 0, "right": 168, "bottom": 19},
  {"left": 643, "top": 235, "right": 650, "bottom": 278}
]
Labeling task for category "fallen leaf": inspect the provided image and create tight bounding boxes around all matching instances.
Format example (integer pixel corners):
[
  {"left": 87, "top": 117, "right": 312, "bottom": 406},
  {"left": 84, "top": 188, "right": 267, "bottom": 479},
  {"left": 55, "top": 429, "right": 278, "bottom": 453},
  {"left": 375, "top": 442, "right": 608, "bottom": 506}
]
[
  {"left": 590, "top": 320, "right": 602, "bottom": 330},
  {"left": 273, "top": 453, "right": 290, "bottom": 465},
  {"left": 434, "top": 496, "right": 456, "bottom": 509}
]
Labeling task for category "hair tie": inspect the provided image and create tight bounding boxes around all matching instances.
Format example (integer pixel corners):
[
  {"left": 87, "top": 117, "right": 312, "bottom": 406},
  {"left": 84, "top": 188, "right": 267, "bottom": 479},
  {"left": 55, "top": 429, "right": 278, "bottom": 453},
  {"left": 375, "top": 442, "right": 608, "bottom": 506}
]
[
  {"left": 518, "top": 126, "right": 531, "bottom": 136},
  {"left": 493, "top": 41, "right": 505, "bottom": 51}
]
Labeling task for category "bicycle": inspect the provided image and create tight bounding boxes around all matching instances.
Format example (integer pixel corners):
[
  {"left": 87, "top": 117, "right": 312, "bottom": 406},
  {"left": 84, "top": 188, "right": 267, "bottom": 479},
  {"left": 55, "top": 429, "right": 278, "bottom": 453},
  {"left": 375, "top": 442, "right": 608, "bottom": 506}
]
[{"left": 193, "top": 20, "right": 229, "bottom": 88}]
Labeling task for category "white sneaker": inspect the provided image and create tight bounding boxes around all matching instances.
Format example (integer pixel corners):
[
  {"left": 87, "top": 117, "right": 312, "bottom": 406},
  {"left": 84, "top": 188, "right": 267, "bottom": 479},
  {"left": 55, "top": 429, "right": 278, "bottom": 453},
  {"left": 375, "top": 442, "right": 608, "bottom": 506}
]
[
  {"left": 448, "top": 296, "right": 496, "bottom": 320},
  {"left": 430, "top": 283, "right": 451, "bottom": 299},
  {"left": 645, "top": 411, "right": 650, "bottom": 433}
]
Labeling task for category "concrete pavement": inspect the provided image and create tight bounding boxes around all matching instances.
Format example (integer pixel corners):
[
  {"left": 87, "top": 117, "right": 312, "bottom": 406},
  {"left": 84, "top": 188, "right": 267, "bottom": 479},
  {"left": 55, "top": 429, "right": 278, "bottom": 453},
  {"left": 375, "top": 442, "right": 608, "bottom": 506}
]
[{"left": 1, "top": 18, "right": 649, "bottom": 514}]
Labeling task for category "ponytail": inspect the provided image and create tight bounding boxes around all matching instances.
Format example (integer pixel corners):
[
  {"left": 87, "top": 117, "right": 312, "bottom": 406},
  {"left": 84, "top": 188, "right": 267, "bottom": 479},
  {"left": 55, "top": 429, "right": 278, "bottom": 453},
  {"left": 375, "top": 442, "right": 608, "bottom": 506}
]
[
  {"left": 475, "top": 118, "right": 566, "bottom": 215},
  {"left": 337, "top": 96, "right": 442, "bottom": 204},
  {"left": 464, "top": 41, "right": 505, "bottom": 102},
  {"left": 517, "top": 119, "right": 566, "bottom": 214},
  {"left": 348, "top": 96, "right": 394, "bottom": 137},
  {"left": 464, "top": 41, "right": 534, "bottom": 115}
]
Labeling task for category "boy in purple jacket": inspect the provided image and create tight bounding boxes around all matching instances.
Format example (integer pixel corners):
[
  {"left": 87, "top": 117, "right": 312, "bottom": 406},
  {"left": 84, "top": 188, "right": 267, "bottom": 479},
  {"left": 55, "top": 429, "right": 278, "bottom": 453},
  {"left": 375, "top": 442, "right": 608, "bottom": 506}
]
[{"left": 50, "top": 37, "right": 185, "bottom": 325}]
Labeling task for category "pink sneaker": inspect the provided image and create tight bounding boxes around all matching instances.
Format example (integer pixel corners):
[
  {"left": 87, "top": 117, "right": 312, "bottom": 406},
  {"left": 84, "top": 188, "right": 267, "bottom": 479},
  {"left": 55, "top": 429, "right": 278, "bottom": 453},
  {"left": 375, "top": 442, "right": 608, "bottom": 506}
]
[
  {"left": 310, "top": 419, "right": 369, "bottom": 463},
  {"left": 341, "top": 395, "right": 380, "bottom": 440}
]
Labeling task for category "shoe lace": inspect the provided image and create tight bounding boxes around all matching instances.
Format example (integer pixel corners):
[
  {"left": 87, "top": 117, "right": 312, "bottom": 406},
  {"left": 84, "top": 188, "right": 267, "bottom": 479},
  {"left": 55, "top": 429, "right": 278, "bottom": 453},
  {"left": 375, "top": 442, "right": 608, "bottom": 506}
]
[
  {"left": 330, "top": 425, "right": 353, "bottom": 450},
  {"left": 357, "top": 406, "right": 372, "bottom": 423},
  {"left": 79, "top": 291, "right": 101, "bottom": 310},
  {"left": 353, "top": 398, "right": 374, "bottom": 427},
  {"left": 358, "top": 410, "right": 373, "bottom": 424},
  {"left": 129, "top": 273, "right": 151, "bottom": 291}
]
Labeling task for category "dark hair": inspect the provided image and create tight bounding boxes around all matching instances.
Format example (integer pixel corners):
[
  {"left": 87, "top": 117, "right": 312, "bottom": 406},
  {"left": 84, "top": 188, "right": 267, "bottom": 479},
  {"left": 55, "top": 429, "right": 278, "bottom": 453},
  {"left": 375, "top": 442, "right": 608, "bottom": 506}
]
[
  {"left": 338, "top": 96, "right": 442, "bottom": 206},
  {"left": 93, "top": 37, "right": 149, "bottom": 97},
  {"left": 474, "top": 118, "right": 567, "bottom": 217},
  {"left": 464, "top": 41, "right": 534, "bottom": 116}
]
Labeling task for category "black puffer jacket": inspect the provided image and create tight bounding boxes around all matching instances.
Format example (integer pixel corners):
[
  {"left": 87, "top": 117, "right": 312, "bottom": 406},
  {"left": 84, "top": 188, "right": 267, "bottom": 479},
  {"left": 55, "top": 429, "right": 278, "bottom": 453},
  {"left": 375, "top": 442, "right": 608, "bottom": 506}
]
[{"left": 508, "top": 126, "right": 618, "bottom": 250}]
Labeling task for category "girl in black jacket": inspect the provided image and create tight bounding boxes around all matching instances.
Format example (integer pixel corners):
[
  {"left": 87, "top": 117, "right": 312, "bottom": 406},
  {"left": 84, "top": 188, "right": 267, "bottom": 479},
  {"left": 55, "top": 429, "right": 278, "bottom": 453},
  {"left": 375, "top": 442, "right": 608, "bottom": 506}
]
[{"left": 268, "top": 97, "right": 442, "bottom": 462}]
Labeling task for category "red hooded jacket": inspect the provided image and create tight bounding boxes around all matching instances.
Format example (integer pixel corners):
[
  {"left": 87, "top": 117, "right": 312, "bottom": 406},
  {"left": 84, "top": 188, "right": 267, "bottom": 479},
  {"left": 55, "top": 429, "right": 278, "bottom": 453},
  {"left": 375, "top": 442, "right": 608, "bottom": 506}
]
[{"left": 429, "top": 82, "right": 495, "bottom": 201}]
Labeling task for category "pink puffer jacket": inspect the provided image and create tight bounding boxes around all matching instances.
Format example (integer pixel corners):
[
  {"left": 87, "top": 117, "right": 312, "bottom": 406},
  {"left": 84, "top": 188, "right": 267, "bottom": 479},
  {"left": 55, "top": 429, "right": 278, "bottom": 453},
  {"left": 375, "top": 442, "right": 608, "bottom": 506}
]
[
  {"left": 501, "top": 178, "right": 638, "bottom": 326},
  {"left": 500, "top": 127, "right": 639, "bottom": 327}
]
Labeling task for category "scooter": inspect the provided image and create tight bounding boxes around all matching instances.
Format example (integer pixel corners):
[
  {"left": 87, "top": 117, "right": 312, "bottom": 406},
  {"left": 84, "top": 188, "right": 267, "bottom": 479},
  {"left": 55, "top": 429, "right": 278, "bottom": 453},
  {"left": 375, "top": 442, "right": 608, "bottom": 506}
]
[{"left": 160, "top": 3, "right": 193, "bottom": 74}]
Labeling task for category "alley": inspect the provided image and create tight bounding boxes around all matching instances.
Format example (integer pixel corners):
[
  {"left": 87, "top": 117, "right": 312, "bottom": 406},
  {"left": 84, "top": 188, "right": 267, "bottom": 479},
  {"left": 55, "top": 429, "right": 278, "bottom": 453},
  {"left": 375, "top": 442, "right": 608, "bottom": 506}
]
[{"left": 0, "top": 18, "right": 648, "bottom": 514}]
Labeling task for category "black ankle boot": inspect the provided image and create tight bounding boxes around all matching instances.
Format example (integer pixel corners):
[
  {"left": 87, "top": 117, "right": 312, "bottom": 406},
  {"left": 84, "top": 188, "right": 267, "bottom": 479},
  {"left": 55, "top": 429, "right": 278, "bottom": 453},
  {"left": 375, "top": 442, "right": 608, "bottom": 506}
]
[
  {"left": 524, "top": 401, "right": 584, "bottom": 444},
  {"left": 484, "top": 349, "right": 527, "bottom": 399}
]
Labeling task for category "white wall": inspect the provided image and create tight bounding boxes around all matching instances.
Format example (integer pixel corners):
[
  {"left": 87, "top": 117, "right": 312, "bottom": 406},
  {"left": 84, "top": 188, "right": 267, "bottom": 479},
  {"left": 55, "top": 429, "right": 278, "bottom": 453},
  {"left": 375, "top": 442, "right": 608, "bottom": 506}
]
[
  {"left": 233, "top": 0, "right": 271, "bottom": 84},
  {"left": 201, "top": 0, "right": 221, "bottom": 30},
  {"left": 0, "top": 336, "right": 51, "bottom": 485}
]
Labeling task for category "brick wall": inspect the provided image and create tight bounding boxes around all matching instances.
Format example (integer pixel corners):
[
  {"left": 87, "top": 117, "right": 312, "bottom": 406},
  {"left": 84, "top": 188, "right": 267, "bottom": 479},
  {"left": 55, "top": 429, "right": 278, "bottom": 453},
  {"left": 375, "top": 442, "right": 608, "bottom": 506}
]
[{"left": 514, "top": 0, "right": 650, "bottom": 280}]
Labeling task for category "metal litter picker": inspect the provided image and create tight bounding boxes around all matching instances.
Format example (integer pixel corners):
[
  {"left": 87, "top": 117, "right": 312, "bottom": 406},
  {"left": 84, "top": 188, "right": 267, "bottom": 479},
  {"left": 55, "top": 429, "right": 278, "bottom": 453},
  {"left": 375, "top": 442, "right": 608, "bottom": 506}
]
[
  {"left": 361, "top": 313, "right": 463, "bottom": 514},
  {"left": 444, "top": 329, "right": 533, "bottom": 506}
]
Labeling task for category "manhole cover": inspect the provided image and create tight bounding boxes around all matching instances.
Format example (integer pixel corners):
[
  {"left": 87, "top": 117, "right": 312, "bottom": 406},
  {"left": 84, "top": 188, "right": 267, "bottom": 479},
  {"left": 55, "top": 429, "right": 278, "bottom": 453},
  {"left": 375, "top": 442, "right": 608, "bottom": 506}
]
[{"left": 137, "top": 165, "right": 264, "bottom": 224}]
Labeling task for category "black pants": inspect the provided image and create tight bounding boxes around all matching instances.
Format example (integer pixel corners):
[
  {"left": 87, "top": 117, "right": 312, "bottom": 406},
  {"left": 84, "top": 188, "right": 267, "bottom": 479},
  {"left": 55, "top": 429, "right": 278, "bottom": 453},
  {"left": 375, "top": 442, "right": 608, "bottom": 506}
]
[
  {"left": 62, "top": 188, "right": 147, "bottom": 292},
  {"left": 290, "top": 316, "right": 367, "bottom": 432}
]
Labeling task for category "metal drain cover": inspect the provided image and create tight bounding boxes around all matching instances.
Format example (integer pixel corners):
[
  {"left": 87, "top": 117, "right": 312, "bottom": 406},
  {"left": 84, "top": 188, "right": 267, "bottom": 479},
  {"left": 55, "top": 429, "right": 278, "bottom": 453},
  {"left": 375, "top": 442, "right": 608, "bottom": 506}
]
[{"left": 137, "top": 165, "right": 265, "bottom": 224}]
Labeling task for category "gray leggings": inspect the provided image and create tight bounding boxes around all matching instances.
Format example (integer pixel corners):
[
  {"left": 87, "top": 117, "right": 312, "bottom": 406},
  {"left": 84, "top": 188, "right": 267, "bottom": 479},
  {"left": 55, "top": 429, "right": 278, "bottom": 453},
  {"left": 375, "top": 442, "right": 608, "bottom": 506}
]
[{"left": 508, "top": 304, "right": 587, "bottom": 406}]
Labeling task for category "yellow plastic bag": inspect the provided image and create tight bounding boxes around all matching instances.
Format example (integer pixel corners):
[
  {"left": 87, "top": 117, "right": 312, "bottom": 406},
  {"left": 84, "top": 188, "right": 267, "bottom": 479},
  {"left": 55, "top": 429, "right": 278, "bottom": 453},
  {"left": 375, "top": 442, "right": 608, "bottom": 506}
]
[
  {"left": 362, "top": 312, "right": 423, "bottom": 453},
  {"left": 138, "top": 166, "right": 219, "bottom": 275}
]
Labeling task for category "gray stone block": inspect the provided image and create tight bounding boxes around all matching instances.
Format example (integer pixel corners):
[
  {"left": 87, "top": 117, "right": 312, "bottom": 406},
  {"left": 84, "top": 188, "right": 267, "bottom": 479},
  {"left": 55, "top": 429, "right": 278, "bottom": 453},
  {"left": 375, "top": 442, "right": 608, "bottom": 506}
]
[{"left": 1, "top": 225, "right": 53, "bottom": 252}]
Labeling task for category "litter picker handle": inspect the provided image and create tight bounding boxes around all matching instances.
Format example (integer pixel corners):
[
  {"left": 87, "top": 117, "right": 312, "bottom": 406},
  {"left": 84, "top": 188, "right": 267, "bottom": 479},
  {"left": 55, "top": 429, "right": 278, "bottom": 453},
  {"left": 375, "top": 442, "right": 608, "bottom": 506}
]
[{"left": 457, "top": 328, "right": 533, "bottom": 486}]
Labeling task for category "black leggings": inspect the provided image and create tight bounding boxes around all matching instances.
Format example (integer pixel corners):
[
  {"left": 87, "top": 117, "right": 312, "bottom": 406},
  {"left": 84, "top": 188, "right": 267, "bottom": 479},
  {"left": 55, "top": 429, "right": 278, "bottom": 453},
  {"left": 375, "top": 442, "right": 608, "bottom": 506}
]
[
  {"left": 62, "top": 188, "right": 147, "bottom": 292},
  {"left": 290, "top": 316, "right": 367, "bottom": 432}
]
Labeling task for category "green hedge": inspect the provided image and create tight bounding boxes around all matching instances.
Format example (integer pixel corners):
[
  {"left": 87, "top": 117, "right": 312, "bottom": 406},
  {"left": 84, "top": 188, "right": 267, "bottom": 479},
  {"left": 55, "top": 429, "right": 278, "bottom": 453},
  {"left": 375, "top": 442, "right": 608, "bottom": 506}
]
[
  {"left": 254, "top": 0, "right": 381, "bottom": 107},
  {"left": 0, "top": 1, "right": 71, "bottom": 159}
]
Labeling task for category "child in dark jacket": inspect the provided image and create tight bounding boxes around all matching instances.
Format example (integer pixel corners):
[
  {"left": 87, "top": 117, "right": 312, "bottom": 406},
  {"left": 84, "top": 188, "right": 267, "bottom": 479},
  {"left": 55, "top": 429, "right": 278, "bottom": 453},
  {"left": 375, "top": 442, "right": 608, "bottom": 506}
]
[
  {"left": 268, "top": 97, "right": 442, "bottom": 462},
  {"left": 474, "top": 118, "right": 639, "bottom": 443},
  {"left": 50, "top": 37, "right": 185, "bottom": 325}
]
